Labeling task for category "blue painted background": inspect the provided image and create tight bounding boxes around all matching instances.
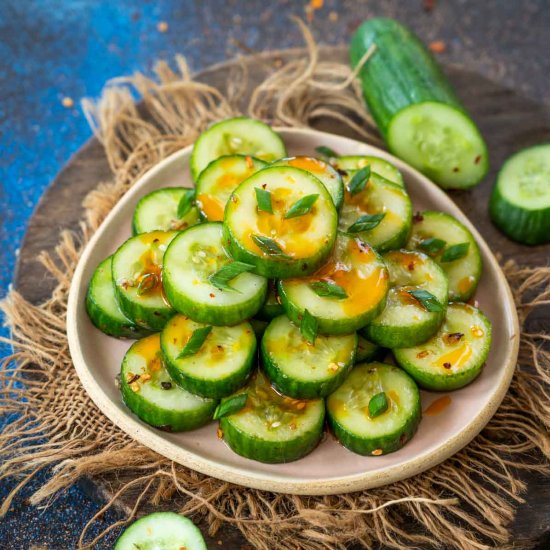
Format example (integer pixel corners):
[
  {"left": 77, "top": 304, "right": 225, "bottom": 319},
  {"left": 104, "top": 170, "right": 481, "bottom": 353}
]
[{"left": 1, "top": 0, "right": 548, "bottom": 547}]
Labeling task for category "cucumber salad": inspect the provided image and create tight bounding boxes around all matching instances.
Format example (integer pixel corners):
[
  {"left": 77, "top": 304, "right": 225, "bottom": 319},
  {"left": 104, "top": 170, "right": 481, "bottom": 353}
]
[{"left": 86, "top": 116, "right": 492, "bottom": 463}]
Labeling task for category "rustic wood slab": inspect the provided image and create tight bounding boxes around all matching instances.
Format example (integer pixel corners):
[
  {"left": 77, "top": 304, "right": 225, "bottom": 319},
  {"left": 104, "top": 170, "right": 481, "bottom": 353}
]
[{"left": 14, "top": 48, "right": 550, "bottom": 548}]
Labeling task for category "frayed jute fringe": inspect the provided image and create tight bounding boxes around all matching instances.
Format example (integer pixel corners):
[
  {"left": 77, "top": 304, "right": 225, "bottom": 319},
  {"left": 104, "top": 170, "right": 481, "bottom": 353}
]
[{"left": 1, "top": 22, "right": 549, "bottom": 550}]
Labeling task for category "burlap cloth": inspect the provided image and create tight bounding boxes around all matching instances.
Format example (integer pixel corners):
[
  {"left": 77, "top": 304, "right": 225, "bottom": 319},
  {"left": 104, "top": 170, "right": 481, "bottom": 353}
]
[{"left": 1, "top": 23, "right": 549, "bottom": 550}]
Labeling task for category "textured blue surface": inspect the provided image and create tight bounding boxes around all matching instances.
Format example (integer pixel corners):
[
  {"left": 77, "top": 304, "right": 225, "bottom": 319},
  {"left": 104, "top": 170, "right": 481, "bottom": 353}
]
[{"left": 1, "top": 1, "right": 548, "bottom": 548}]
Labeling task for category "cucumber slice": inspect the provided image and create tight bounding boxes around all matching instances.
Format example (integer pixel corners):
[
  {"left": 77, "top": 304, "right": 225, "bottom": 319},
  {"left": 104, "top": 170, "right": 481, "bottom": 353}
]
[
  {"left": 362, "top": 249, "right": 448, "bottom": 348},
  {"left": 394, "top": 302, "right": 492, "bottom": 391},
  {"left": 112, "top": 231, "right": 178, "bottom": 331},
  {"left": 120, "top": 334, "right": 216, "bottom": 432},
  {"left": 132, "top": 187, "right": 201, "bottom": 234},
  {"left": 271, "top": 156, "right": 344, "bottom": 209},
  {"left": 350, "top": 18, "right": 488, "bottom": 189},
  {"left": 489, "top": 143, "right": 550, "bottom": 245},
  {"left": 339, "top": 171, "right": 412, "bottom": 252},
  {"left": 261, "top": 315, "right": 357, "bottom": 399},
  {"left": 355, "top": 335, "right": 386, "bottom": 363},
  {"left": 162, "top": 223, "right": 267, "bottom": 325},
  {"left": 114, "top": 512, "right": 206, "bottom": 550},
  {"left": 86, "top": 256, "right": 149, "bottom": 339},
  {"left": 223, "top": 166, "right": 338, "bottom": 278},
  {"left": 190, "top": 117, "right": 287, "bottom": 180},
  {"left": 388, "top": 103, "right": 489, "bottom": 189},
  {"left": 219, "top": 371, "right": 325, "bottom": 463},
  {"left": 334, "top": 155, "right": 404, "bottom": 187},
  {"left": 195, "top": 155, "right": 267, "bottom": 221},
  {"left": 278, "top": 234, "right": 389, "bottom": 335},
  {"left": 161, "top": 314, "right": 256, "bottom": 399},
  {"left": 327, "top": 362, "right": 421, "bottom": 456},
  {"left": 255, "top": 280, "right": 284, "bottom": 321},
  {"left": 407, "top": 211, "right": 482, "bottom": 301}
]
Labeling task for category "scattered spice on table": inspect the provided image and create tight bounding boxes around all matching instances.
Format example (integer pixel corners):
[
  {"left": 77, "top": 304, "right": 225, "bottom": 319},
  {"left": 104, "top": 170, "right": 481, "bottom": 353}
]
[{"left": 429, "top": 40, "right": 447, "bottom": 53}]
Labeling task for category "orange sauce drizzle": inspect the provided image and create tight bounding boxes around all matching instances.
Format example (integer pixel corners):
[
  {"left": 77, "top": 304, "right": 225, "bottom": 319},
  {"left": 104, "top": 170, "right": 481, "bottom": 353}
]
[
  {"left": 424, "top": 395, "right": 452, "bottom": 416},
  {"left": 244, "top": 187, "right": 318, "bottom": 257},
  {"left": 287, "top": 156, "right": 327, "bottom": 174},
  {"left": 197, "top": 193, "right": 225, "bottom": 221},
  {"left": 458, "top": 276, "right": 475, "bottom": 295},
  {"left": 435, "top": 343, "right": 472, "bottom": 370},
  {"left": 134, "top": 334, "right": 161, "bottom": 363},
  {"left": 287, "top": 239, "right": 389, "bottom": 316}
]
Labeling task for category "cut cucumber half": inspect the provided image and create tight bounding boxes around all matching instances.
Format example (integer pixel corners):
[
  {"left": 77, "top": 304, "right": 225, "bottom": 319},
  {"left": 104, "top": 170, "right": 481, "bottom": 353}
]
[
  {"left": 120, "top": 334, "right": 216, "bottom": 432},
  {"left": 255, "top": 280, "right": 284, "bottom": 321},
  {"left": 490, "top": 143, "right": 550, "bottom": 245},
  {"left": 223, "top": 166, "right": 338, "bottom": 278},
  {"left": 394, "top": 302, "right": 492, "bottom": 391},
  {"left": 407, "top": 210, "right": 482, "bottom": 301},
  {"left": 261, "top": 315, "right": 357, "bottom": 398},
  {"left": 334, "top": 155, "right": 404, "bottom": 187},
  {"left": 388, "top": 102, "right": 489, "bottom": 189},
  {"left": 114, "top": 512, "right": 207, "bottom": 550},
  {"left": 355, "top": 335, "right": 386, "bottom": 364},
  {"left": 132, "top": 187, "right": 201, "bottom": 234},
  {"left": 350, "top": 18, "right": 488, "bottom": 189},
  {"left": 219, "top": 371, "right": 325, "bottom": 463},
  {"left": 195, "top": 154, "right": 267, "bottom": 221},
  {"left": 190, "top": 117, "right": 287, "bottom": 180},
  {"left": 271, "top": 156, "right": 344, "bottom": 209},
  {"left": 362, "top": 249, "right": 448, "bottom": 348},
  {"left": 327, "top": 362, "right": 421, "bottom": 456},
  {"left": 339, "top": 171, "right": 412, "bottom": 252},
  {"left": 112, "top": 231, "right": 178, "bottom": 331},
  {"left": 279, "top": 234, "right": 389, "bottom": 335},
  {"left": 163, "top": 223, "right": 267, "bottom": 325},
  {"left": 86, "top": 256, "right": 149, "bottom": 339},
  {"left": 161, "top": 315, "right": 256, "bottom": 399}
]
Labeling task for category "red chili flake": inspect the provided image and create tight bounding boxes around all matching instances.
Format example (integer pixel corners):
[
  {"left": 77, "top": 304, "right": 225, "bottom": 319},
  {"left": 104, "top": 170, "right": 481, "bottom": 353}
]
[
  {"left": 474, "top": 155, "right": 482, "bottom": 164},
  {"left": 209, "top": 293, "right": 215, "bottom": 298},
  {"left": 413, "top": 212, "right": 424, "bottom": 223},
  {"left": 443, "top": 362, "right": 452, "bottom": 369},
  {"left": 452, "top": 167, "right": 460, "bottom": 173},
  {"left": 429, "top": 41, "right": 446, "bottom": 54},
  {"left": 423, "top": 0, "right": 435, "bottom": 12},
  {"left": 245, "top": 155, "right": 254, "bottom": 169},
  {"left": 126, "top": 373, "right": 140, "bottom": 384},
  {"left": 407, "top": 261, "right": 415, "bottom": 271},
  {"left": 261, "top": 183, "right": 267, "bottom": 189},
  {"left": 417, "top": 350, "right": 430, "bottom": 359},
  {"left": 444, "top": 332, "right": 464, "bottom": 345}
]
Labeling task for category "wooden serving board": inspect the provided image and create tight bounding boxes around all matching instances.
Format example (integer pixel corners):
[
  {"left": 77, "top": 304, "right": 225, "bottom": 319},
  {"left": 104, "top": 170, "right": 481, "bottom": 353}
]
[{"left": 14, "top": 47, "right": 550, "bottom": 548}]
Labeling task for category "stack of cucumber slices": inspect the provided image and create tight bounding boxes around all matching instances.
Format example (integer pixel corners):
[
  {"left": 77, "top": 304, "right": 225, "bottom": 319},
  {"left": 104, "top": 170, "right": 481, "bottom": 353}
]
[{"left": 86, "top": 116, "right": 492, "bottom": 464}]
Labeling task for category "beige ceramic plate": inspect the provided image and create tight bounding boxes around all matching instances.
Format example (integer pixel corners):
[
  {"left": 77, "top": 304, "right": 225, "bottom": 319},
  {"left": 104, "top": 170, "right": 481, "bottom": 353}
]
[{"left": 67, "top": 128, "right": 519, "bottom": 495}]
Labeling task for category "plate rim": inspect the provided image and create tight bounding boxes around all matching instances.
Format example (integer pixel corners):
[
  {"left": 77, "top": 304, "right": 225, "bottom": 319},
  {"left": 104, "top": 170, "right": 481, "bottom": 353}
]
[{"left": 67, "top": 126, "right": 519, "bottom": 495}]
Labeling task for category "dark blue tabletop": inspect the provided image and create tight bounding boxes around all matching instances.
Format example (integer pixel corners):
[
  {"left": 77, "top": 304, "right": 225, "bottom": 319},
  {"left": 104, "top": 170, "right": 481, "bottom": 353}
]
[{"left": 1, "top": 1, "right": 548, "bottom": 548}]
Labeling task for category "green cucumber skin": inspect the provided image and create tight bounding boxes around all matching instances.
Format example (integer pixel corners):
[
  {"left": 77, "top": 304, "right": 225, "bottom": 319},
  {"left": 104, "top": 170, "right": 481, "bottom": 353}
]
[
  {"left": 261, "top": 331, "right": 357, "bottom": 399},
  {"left": 490, "top": 181, "right": 550, "bottom": 246},
  {"left": 220, "top": 408, "right": 325, "bottom": 464},
  {"left": 162, "top": 223, "right": 268, "bottom": 326},
  {"left": 86, "top": 257, "right": 150, "bottom": 339},
  {"left": 114, "top": 512, "right": 207, "bottom": 550},
  {"left": 328, "top": 398, "right": 420, "bottom": 456},
  {"left": 393, "top": 304, "right": 492, "bottom": 391},
  {"left": 350, "top": 18, "right": 488, "bottom": 189},
  {"left": 190, "top": 117, "right": 287, "bottom": 181},
  {"left": 408, "top": 211, "right": 482, "bottom": 302},
  {"left": 360, "top": 318, "right": 444, "bottom": 350},
  {"left": 255, "top": 283, "right": 284, "bottom": 321},
  {"left": 114, "top": 283, "right": 174, "bottom": 332},
  {"left": 86, "top": 290, "right": 150, "bottom": 339},
  {"left": 355, "top": 336, "right": 387, "bottom": 364},
  {"left": 278, "top": 280, "right": 387, "bottom": 336},
  {"left": 160, "top": 329, "right": 256, "bottom": 400},
  {"left": 121, "top": 382, "right": 215, "bottom": 432},
  {"left": 163, "top": 274, "right": 265, "bottom": 326},
  {"left": 350, "top": 18, "right": 460, "bottom": 136},
  {"left": 223, "top": 223, "right": 334, "bottom": 279}
]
